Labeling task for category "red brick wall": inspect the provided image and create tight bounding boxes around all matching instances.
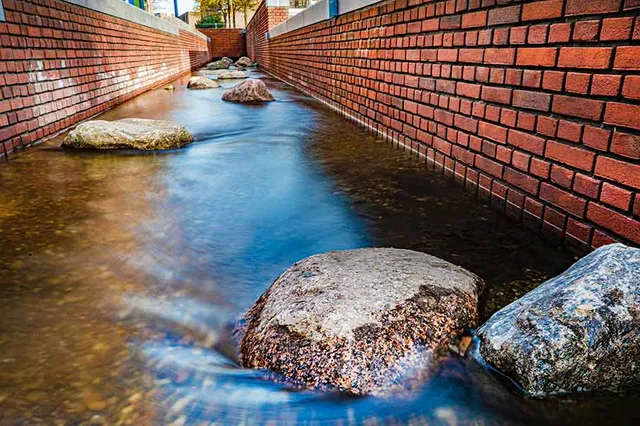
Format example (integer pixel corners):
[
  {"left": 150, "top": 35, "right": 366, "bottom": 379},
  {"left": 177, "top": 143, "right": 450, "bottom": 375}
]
[
  {"left": 246, "top": 1, "right": 289, "bottom": 67},
  {"left": 246, "top": 0, "right": 640, "bottom": 249},
  {"left": 0, "top": 0, "right": 211, "bottom": 158},
  {"left": 198, "top": 28, "right": 247, "bottom": 58}
]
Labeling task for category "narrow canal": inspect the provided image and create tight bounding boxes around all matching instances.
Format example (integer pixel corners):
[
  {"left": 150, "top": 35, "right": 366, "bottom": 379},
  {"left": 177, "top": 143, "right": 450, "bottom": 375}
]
[{"left": 0, "top": 71, "right": 638, "bottom": 425}]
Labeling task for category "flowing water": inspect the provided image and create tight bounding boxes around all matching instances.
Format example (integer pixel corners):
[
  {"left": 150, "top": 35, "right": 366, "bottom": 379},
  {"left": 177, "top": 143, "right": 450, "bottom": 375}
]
[{"left": 1, "top": 71, "right": 638, "bottom": 425}]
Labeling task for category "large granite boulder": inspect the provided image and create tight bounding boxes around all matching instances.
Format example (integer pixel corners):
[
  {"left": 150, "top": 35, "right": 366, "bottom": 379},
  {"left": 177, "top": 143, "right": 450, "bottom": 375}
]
[
  {"left": 207, "top": 59, "right": 231, "bottom": 70},
  {"left": 477, "top": 243, "right": 640, "bottom": 397},
  {"left": 222, "top": 79, "right": 274, "bottom": 103},
  {"left": 62, "top": 118, "right": 193, "bottom": 150},
  {"left": 187, "top": 76, "right": 219, "bottom": 89},
  {"left": 235, "top": 56, "right": 256, "bottom": 67},
  {"left": 240, "top": 248, "right": 484, "bottom": 395},
  {"left": 218, "top": 70, "right": 249, "bottom": 80}
]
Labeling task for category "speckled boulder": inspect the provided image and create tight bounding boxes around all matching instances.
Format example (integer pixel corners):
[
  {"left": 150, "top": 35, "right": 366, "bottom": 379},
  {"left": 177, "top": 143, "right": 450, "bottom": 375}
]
[
  {"left": 207, "top": 59, "right": 231, "bottom": 70},
  {"left": 240, "top": 248, "right": 484, "bottom": 395},
  {"left": 187, "top": 76, "right": 219, "bottom": 89},
  {"left": 62, "top": 118, "right": 193, "bottom": 150},
  {"left": 222, "top": 79, "right": 274, "bottom": 103},
  {"left": 235, "top": 56, "right": 256, "bottom": 67},
  {"left": 477, "top": 243, "right": 640, "bottom": 397}
]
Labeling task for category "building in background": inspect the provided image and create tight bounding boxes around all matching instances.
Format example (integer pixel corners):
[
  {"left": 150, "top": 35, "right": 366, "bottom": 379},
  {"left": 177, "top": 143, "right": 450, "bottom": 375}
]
[{"left": 123, "top": 0, "right": 146, "bottom": 9}]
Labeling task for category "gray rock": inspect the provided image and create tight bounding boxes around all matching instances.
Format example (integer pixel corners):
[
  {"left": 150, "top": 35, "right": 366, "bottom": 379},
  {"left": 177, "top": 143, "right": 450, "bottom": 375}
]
[
  {"left": 240, "top": 248, "right": 484, "bottom": 395},
  {"left": 477, "top": 243, "right": 640, "bottom": 397},
  {"left": 222, "top": 79, "right": 274, "bottom": 103},
  {"left": 62, "top": 118, "right": 193, "bottom": 150},
  {"left": 187, "top": 76, "right": 219, "bottom": 90},
  {"left": 235, "top": 56, "right": 256, "bottom": 67},
  {"left": 206, "top": 59, "right": 231, "bottom": 70},
  {"left": 217, "top": 70, "right": 249, "bottom": 80}
]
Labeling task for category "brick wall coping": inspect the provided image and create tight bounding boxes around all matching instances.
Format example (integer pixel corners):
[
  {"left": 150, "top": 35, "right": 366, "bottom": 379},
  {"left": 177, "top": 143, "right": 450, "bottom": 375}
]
[
  {"left": 62, "top": 0, "right": 208, "bottom": 40},
  {"left": 269, "top": 0, "right": 382, "bottom": 38}
]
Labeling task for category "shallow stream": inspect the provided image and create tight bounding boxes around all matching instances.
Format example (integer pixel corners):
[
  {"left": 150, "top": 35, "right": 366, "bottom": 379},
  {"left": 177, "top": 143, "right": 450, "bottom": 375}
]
[{"left": 1, "top": 71, "right": 638, "bottom": 425}]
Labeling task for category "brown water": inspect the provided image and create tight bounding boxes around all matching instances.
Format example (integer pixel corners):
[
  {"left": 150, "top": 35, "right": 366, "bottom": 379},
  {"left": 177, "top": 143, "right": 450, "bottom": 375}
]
[{"left": 0, "top": 70, "right": 638, "bottom": 425}]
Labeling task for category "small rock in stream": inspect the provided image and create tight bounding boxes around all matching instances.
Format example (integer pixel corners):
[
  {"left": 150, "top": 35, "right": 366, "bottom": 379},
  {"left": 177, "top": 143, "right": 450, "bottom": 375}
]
[{"left": 222, "top": 79, "right": 274, "bottom": 103}]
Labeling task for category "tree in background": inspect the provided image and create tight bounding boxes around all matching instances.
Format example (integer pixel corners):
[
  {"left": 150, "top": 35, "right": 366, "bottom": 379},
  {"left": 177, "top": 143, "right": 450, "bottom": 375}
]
[
  {"left": 233, "top": 0, "right": 258, "bottom": 27},
  {"left": 195, "top": 0, "right": 258, "bottom": 27}
]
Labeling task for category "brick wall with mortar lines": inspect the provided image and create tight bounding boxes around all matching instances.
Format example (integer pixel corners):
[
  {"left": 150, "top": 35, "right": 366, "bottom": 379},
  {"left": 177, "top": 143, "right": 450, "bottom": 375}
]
[
  {"left": 246, "top": 0, "right": 640, "bottom": 250},
  {"left": 198, "top": 28, "right": 246, "bottom": 58},
  {"left": 0, "top": 0, "right": 211, "bottom": 159},
  {"left": 246, "top": 1, "right": 289, "bottom": 70}
]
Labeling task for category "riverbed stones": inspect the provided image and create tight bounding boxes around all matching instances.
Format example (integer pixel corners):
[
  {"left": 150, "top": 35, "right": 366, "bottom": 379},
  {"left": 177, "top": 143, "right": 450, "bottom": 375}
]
[
  {"left": 187, "top": 76, "right": 219, "bottom": 89},
  {"left": 240, "top": 248, "right": 485, "bottom": 395},
  {"left": 218, "top": 70, "right": 249, "bottom": 80},
  {"left": 222, "top": 79, "right": 274, "bottom": 103},
  {"left": 206, "top": 58, "right": 231, "bottom": 70},
  {"left": 477, "top": 243, "right": 640, "bottom": 397},
  {"left": 62, "top": 118, "right": 193, "bottom": 150},
  {"left": 235, "top": 56, "right": 255, "bottom": 67}
]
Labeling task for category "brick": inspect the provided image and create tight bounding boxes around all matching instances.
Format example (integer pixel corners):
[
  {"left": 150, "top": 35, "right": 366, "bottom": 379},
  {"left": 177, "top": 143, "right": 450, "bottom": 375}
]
[
  {"left": 512, "top": 150, "right": 531, "bottom": 171},
  {"left": 508, "top": 129, "right": 546, "bottom": 155},
  {"left": 542, "top": 71, "right": 564, "bottom": 91},
  {"left": 512, "top": 90, "right": 551, "bottom": 112},
  {"left": 484, "top": 48, "right": 515, "bottom": 65},
  {"left": 587, "top": 202, "right": 640, "bottom": 244},
  {"left": 522, "top": 70, "right": 542, "bottom": 88},
  {"left": 462, "top": 10, "right": 487, "bottom": 28},
  {"left": 537, "top": 116, "right": 558, "bottom": 137},
  {"left": 478, "top": 121, "right": 508, "bottom": 143},
  {"left": 565, "top": 0, "right": 623, "bottom": 16},
  {"left": 528, "top": 25, "right": 548, "bottom": 44},
  {"left": 517, "top": 112, "right": 537, "bottom": 132},
  {"left": 601, "top": 182, "right": 633, "bottom": 210},
  {"left": 592, "top": 230, "right": 621, "bottom": 248},
  {"left": 591, "top": 74, "right": 622, "bottom": 96},
  {"left": 566, "top": 218, "right": 593, "bottom": 245},
  {"left": 505, "top": 167, "right": 540, "bottom": 195},
  {"left": 549, "top": 23, "right": 572, "bottom": 43},
  {"left": 487, "top": 5, "right": 521, "bottom": 26},
  {"left": 516, "top": 48, "right": 557, "bottom": 67},
  {"left": 551, "top": 164, "right": 575, "bottom": 189},
  {"left": 510, "top": 26, "right": 528, "bottom": 44},
  {"left": 601, "top": 17, "right": 634, "bottom": 40},
  {"left": 558, "top": 47, "right": 613, "bottom": 69},
  {"left": 614, "top": 46, "right": 640, "bottom": 69},
  {"left": 565, "top": 73, "right": 591, "bottom": 94},
  {"left": 458, "top": 48, "right": 484, "bottom": 63},
  {"left": 540, "top": 183, "right": 587, "bottom": 217},
  {"left": 582, "top": 125, "right": 611, "bottom": 151},
  {"left": 595, "top": 156, "right": 640, "bottom": 190},
  {"left": 557, "top": 120, "right": 583, "bottom": 143},
  {"left": 475, "top": 155, "right": 504, "bottom": 178},
  {"left": 622, "top": 75, "right": 640, "bottom": 99},
  {"left": 574, "top": 174, "right": 601, "bottom": 199},
  {"left": 552, "top": 95, "right": 604, "bottom": 121},
  {"left": 456, "top": 82, "right": 482, "bottom": 99},
  {"left": 604, "top": 102, "right": 640, "bottom": 130},
  {"left": 573, "top": 20, "right": 600, "bottom": 42},
  {"left": 635, "top": 195, "right": 640, "bottom": 217},
  {"left": 545, "top": 140, "right": 596, "bottom": 171},
  {"left": 522, "top": 0, "right": 564, "bottom": 21},
  {"left": 481, "top": 86, "right": 512, "bottom": 105},
  {"left": 610, "top": 131, "right": 640, "bottom": 159}
]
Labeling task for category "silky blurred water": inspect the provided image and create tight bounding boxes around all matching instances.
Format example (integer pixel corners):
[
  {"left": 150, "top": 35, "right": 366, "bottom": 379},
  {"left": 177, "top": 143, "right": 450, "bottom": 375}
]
[{"left": 0, "top": 71, "right": 638, "bottom": 425}]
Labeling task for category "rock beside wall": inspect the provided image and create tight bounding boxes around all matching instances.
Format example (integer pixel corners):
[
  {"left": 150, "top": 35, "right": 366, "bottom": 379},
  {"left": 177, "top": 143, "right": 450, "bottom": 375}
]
[{"left": 477, "top": 244, "right": 640, "bottom": 397}]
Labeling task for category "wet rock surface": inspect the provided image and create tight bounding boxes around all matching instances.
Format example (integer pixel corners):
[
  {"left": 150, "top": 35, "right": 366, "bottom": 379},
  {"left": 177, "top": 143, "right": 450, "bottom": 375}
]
[
  {"left": 218, "top": 70, "right": 249, "bottom": 80},
  {"left": 206, "top": 58, "right": 231, "bottom": 70},
  {"left": 187, "top": 76, "right": 219, "bottom": 90},
  {"left": 222, "top": 79, "right": 274, "bottom": 103},
  {"left": 240, "top": 248, "right": 484, "bottom": 395},
  {"left": 235, "top": 56, "right": 256, "bottom": 67},
  {"left": 477, "top": 243, "right": 640, "bottom": 397},
  {"left": 62, "top": 118, "right": 193, "bottom": 150}
]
